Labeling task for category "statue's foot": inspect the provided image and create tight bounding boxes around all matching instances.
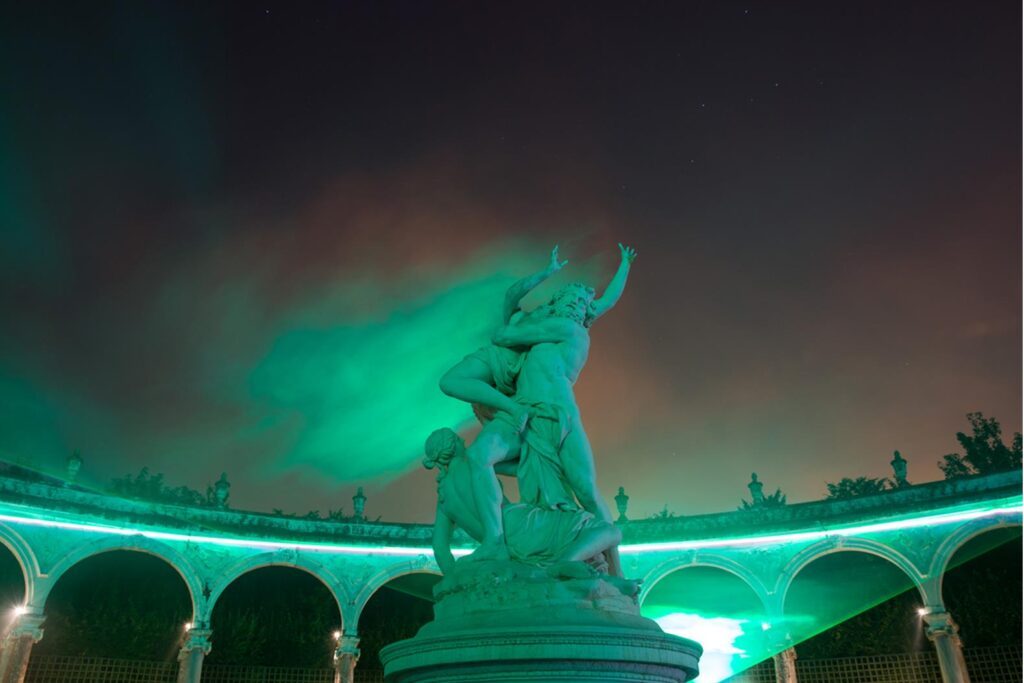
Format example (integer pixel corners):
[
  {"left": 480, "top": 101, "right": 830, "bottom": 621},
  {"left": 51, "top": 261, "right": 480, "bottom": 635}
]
[
  {"left": 467, "top": 541, "right": 510, "bottom": 563},
  {"left": 547, "top": 560, "right": 599, "bottom": 580}
]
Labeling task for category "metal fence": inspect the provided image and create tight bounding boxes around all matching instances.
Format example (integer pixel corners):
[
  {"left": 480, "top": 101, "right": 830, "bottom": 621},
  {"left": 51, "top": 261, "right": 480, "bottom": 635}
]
[
  {"left": 25, "top": 656, "right": 177, "bottom": 683},
  {"left": 724, "top": 659, "right": 775, "bottom": 683},
  {"left": 352, "top": 672, "right": 383, "bottom": 683},
  {"left": 23, "top": 648, "right": 1023, "bottom": 683},
  {"left": 201, "top": 665, "right": 334, "bottom": 683},
  {"left": 965, "top": 646, "right": 1024, "bottom": 682},
  {"left": 723, "top": 646, "right": 1022, "bottom": 683},
  {"left": 794, "top": 651, "right": 943, "bottom": 683}
]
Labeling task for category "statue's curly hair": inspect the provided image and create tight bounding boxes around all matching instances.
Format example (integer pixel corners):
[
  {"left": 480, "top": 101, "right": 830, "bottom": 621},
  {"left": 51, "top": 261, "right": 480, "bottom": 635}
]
[
  {"left": 423, "top": 428, "right": 461, "bottom": 471},
  {"left": 545, "top": 282, "right": 597, "bottom": 328},
  {"left": 424, "top": 428, "right": 462, "bottom": 502}
]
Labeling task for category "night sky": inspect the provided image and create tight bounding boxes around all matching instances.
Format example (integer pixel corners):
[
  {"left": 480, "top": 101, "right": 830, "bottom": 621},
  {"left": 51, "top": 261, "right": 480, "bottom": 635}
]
[{"left": 1, "top": 2, "right": 1019, "bottom": 522}]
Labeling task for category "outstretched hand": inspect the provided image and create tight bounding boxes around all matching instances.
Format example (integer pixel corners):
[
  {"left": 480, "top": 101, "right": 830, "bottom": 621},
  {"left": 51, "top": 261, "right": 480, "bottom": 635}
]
[
  {"left": 618, "top": 243, "right": 637, "bottom": 264},
  {"left": 547, "top": 245, "right": 569, "bottom": 274}
]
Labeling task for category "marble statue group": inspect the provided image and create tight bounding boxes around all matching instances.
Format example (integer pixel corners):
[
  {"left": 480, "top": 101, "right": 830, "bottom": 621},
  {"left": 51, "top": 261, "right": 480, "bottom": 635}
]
[
  {"left": 425, "top": 243, "right": 636, "bottom": 580},
  {"left": 384, "top": 244, "right": 701, "bottom": 682}
]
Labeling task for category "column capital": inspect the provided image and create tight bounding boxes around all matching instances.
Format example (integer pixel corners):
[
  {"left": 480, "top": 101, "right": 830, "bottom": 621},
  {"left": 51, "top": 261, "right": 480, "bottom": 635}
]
[
  {"left": 335, "top": 634, "right": 360, "bottom": 660},
  {"left": 922, "top": 611, "right": 960, "bottom": 642},
  {"left": 8, "top": 611, "right": 45, "bottom": 643},
  {"left": 179, "top": 628, "right": 213, "bottom": 657}
]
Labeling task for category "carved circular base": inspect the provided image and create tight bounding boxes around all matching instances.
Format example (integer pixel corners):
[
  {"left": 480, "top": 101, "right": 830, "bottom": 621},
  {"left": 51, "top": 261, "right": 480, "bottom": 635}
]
[
  {"left": 382, "top": 560, "right": 702, "bottom": 682},
  {"left": 381, "top": 625, "right": 701, "bottom": 683}
]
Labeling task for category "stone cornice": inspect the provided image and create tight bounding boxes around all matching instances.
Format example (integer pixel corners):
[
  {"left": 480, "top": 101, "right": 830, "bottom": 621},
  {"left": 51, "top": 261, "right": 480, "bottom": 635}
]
[
  {"left": 619, "top": 469, "right": 1022, "bottom": 542},
  {"left": 0, "top": 466, "right": 1017, "bottom": 546}
]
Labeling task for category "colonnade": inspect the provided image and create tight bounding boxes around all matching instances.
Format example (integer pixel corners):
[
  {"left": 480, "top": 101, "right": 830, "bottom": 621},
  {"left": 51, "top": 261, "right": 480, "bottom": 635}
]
[
  {"left": 0, "top": 552, "right": 992, "bottom": 683},
  {"left": 0, "top": 468, "right": 1017, "bottom": 683},
  {"left": 0, "top": 609, "right": 364, "bottom": 683}
]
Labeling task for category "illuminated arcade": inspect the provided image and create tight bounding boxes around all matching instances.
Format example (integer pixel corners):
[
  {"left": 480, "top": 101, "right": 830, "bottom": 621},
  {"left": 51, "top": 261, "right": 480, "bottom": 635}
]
[{"left": 0, "top": 459, "right": 1018, "bottom": 682}]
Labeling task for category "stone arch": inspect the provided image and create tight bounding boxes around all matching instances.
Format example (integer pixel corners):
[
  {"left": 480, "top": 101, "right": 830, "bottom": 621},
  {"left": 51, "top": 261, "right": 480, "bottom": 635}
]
[
  {"left": 638, "top": 555, "right": 774, "bottom": 683},
  {"left": 206, "top": 551, "right": 347, "bottom": 629},
  {"left": 0, "top": 523, "right": 39, "bottom": 606},
  {"left": 640, "top": 554, "right": 770, "bottom": 611},
  {"left": 39, "top": 534, "right": 203, "bottom": 618},
  {"left": 776, "top": 537, "right": 926, "bottom": 612},
  {"left": 349, "top": 558, "right": 439, "bottom": 632},
  {"left": 927, "top": 516, "right": 1023, "bottom": 604}
]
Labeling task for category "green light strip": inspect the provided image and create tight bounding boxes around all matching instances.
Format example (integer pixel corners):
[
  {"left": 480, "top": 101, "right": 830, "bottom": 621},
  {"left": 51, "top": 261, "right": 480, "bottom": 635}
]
[
  {"left": 621, "top": 497, "right": 1023, "bottom": 554},
  {"left": 0, "top": 504, "right": 442, "bottom": 556},
  {"left": 0, "top": 496, "right": 1018, "bottom": 558}
]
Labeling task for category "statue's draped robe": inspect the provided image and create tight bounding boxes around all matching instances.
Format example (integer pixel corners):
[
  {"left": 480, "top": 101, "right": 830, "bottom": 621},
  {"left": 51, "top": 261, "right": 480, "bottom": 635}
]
[
  {"left": 453, "top": 342, "right": 599, "bottom": 565},
  {"left": 499, "top": 401, "right": 597, "bottom": 564}
]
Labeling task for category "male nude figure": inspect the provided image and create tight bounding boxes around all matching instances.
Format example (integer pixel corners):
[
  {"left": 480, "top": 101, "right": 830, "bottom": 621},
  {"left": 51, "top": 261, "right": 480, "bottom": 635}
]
[
  {"left": 466, "top": 244, "right": 636, "bottom": 576},
  {"left": 438, "top": 245, "right": 567, "bottom": 427}
]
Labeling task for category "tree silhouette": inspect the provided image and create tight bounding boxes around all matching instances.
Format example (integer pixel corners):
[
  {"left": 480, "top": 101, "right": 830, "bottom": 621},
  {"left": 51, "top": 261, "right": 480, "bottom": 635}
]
[
  {"left": 825, "top": 476, "right": 892, "bottom": 500},
  {"left": 739, "top": 488, "right": 786, "bottom": 511},
  {"left": 938, "top": 413, "right": 1022, "bottom": 479}
]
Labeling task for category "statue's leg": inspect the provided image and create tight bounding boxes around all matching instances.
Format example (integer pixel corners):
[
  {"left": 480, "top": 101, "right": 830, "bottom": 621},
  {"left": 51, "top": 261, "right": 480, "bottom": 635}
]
[
  {"left": 558, "top": 521, "right": 622, "bottom": 564},
  {"left": 465, "top": 419, "right": 521, "bottom": 561},
  {"left": 561, "top": 424, "right": 624, "bottom": 577},
  {"left": 439, "top": 356, "right": 526, "bottom": 426}
]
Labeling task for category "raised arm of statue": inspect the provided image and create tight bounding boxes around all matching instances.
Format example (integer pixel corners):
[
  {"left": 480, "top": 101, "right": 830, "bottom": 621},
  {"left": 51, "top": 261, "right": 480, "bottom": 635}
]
[
  {"left": 502, "top": 245, "right": 567, "bottom": 323},
  {"left": 432, "top": 504, "right": 456, "bottom": 574},
  {"left": 591, "top": 243, "right": 636, "bottom": 321},
  {"left": 492, "top": 316, "right": 580, "bottom": 348}
]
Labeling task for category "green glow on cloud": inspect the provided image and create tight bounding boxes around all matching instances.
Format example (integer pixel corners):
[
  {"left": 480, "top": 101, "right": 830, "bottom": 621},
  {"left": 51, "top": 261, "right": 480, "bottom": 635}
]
[{"left": 248, "top": 244, "right": 580, "bottom": 483}]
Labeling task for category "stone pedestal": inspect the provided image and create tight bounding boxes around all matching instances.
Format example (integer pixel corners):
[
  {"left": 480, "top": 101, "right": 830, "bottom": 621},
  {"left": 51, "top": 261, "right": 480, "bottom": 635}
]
[{"left": 381, "top": 561, "right": 701, "bottom": 683}]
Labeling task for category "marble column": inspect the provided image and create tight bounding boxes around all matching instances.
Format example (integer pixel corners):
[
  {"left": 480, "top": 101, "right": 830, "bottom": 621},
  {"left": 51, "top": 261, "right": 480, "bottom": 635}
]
[
  {"left": 772, "top": 647, "right": 798, "bottom": 683},
  {"left": 924, "top": 611, "right": 970, "bottom": 683},
  {"left": 0, "top": 611, "right": 44, "bottom": 683},
  {"left": 333, "top": 635, "right": 360, "bottom": 683},
  {"left": 176, "top": 627, "right": 212, "bottom": 683}
]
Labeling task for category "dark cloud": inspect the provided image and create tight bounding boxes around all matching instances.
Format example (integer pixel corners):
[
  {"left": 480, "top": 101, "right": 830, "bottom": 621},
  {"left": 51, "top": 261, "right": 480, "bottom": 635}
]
[{"left": 0, "top": 1, "right": 1018, "bottom": 520}]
